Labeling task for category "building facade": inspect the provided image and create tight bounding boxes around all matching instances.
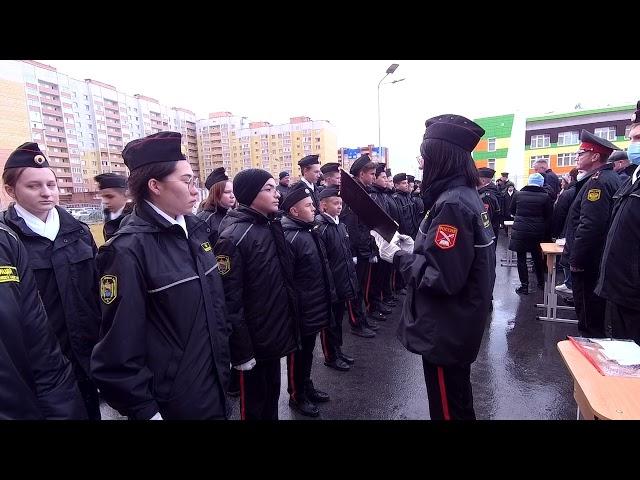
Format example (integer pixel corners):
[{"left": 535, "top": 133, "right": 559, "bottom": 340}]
[{"left": 337, "top": 145, "right": 389, "bottom": 174}]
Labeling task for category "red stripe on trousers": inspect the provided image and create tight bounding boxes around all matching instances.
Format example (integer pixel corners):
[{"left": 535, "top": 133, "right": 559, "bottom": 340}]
[
  {"left": 288, "top": 353, "right": 297, "bottom": 402},
  {"left": 347, "top": 300, "right": 357, "bottom": 327},
  {"left": 437, "top": 366, "right": 451, "bottom": 420},
  {"left": 392, "top": 271, "right": 396, "bottom": 292},
  {"left": 365, "top": 264, "right": 372, "bottom": 311},
  {"left": 320, "top": 329, "right": 330, "bottom": 361},
  {"left": 239, "top": 370, "right": 246, "bottom": 421}
]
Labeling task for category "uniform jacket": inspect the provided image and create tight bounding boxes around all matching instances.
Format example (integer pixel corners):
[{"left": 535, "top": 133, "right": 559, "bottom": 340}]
[
  {"left": 508, "top": 185, "right": 553, "bottom": 252},
  {"left": 103, "top": 201, "right": 134, "bottom": 241}
]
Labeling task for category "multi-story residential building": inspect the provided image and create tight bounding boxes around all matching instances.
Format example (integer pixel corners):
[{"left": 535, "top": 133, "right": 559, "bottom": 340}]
[{"left": 337, "top": 145, "right": 389, "bottom": 174}]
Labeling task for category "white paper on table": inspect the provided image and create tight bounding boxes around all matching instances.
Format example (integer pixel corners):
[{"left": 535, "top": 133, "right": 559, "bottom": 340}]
[{"left": 590, "top": 339, "right": 640, "bottom": 366}]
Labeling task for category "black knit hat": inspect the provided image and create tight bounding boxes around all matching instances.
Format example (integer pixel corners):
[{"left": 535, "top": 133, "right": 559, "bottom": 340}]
[
  {"left": 233, "top": 168, "right": 273, "bottom": 207},
  {"left": 205, "top": 167, "right": 228, "bottom": 190},
  {"left": 422, "top": 114, "right": 485, "bottom": 152},
  {"left": 279, "top": 171, "right": 290, "bottom": 180},
  {"left": 631, "top": 100, "right": 640, "bottom": 123},
  {"left": 94, "top": 173, "right": 127, "bottom": 190},
  {"left": 281, "top": 184, "right": 312, "bottom": 213},
  {"left": 122, "top": 131, "right": 186, "bottom": 172},
  {"left": 4, "top": 142, "right": 49, "bottom": 170}
]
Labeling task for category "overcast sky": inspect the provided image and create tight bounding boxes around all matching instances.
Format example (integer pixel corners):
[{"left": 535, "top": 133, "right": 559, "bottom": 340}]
[{"left": 42, "top": 60, "right": 640, "bottom": 175}]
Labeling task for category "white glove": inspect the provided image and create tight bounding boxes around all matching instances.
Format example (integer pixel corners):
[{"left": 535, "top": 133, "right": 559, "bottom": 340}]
[
  {"left": 396, "top": 234, "right": 415, "bottom": 253},
  {"left": 150, "top": 412, "right": 163, "bottom": 420},
  {"left": 234, "top": 358, "right": 257, "bottom": 371},
  {"left": 352, "top": 257, "right": 358, "bottom": 265},
  {"left": 369, "top": 255, "right": 378, "bottom": 264},
  {"left": 370, "top": 231, "right": 401, "bottom": 263}
]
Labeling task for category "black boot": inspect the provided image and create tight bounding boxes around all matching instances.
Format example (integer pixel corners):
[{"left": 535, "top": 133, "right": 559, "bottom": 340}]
[
  {"left": 515, "top": 284, "right": 529, "bottom": 295},
  {"left": 289, "top": 396, "right": 320, "bottom": 417},
  {"left": 304, "top": 380, "right": 330, "bottom": 403},
  {"left": 324, "top": 357, "right": 350, "bottom": 371},
  {"left": 337, "top": 348, "right": 355, "bottom": 365}
]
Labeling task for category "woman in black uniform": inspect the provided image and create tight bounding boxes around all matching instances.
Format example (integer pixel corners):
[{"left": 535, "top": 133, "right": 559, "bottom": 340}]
[
  {"left": 0, "top": 222, "right": 87, "bottom": 419},
  {"left": 373, "top": 115, "right": 496, "bottom": 420},
  {"left": 90, "top": 132, "right": 230, "bottom": 420},
  {"left": 197, "top": 167, "right": 236, "bottom": 246},
  {"left": 2, "top": 142, "right": 102, "bottom": 419}
]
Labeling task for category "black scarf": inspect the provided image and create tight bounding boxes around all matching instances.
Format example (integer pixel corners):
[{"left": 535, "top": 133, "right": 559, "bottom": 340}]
[{"left": 421, "top": 174, "right": 468, "bottom": 211}]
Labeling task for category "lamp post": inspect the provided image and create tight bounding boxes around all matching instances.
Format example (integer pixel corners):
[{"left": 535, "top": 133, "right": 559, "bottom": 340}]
[{"left": 377, "top": 63, "right": 401, "bottom": 162}]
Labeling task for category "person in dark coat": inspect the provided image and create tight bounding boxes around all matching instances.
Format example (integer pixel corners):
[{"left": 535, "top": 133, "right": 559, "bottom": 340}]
[
  {"left": 508, "top": 173, "right": 553, "bottom": 294},
  {"left": 296, "top": 155, "right": 321, "bottom": 211},
  {"left": 392, "top": 173, "right": 420, "bottom": 238},
  {"left": 373, "top": 114, "right": 496, "bottom": 420},
  {"left": 408, "top": 174, "right": 425, "bottom": 226},
  {"left": 533, "top": 159, "right": 560, "bottom": 201},
  {"left": 552, "top": 168, "right": 579, "bottom": 294},
  {"left": 502, "top": 183, "right": 516, "bottom": 229},
  {"left": 596, "top": 113, "right": 640, "bottom": 344},
  {"left": 2, "top": 142, "right": 102, "bottom": 419},
  {"left": 91, "top": 132, "right": 230, "bottom": 421},
  {"left": 215, "top": 168, "right": 299, "bottom": 420},
  {"left": 561, "top": 130, "right": 622, "bottom": 338},
  {"left": 95, "top": 173, "right": 133, "bottom": 242},
  {"left": 610, "top": 150, "right": 632, "bottom": 183},
  {"left": 281, "top": 185, "right": 335, "bottom": 417},
  {"left": 0, "top": 222, "right": 87, "bottom": 420},
  {"left": 340, "top": 155, "right": 383, "bottom": 335},
  {"left": 276, "top": 171, "right": 292, "bottom": 208},
  {"left": 477, "top": 167, "right": 501, "bottom": 241},
  {"left": 320, "top": 162, "right": 341, "bottom": 188},
  {"left": 316, "top": 187, "right": 357, "bottom": 372},
  {"left": 197, "top": 167, "right": 235, "bottom": 246}
]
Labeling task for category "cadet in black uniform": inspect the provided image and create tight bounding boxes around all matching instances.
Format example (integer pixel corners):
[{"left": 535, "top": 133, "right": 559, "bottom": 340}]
[
  {"left": 2, "top": 143, "right": 102, "bottom": 419},
  {"left": 392, "top": 173, "right": 420, "bottom": 238},
  {"left": 374, "top": 114, "right": 495, "bottom": 420},
  {"left": 408, "top": 174, "right": 425, "bottom": 226},
  {"left": 215, "top": 168, "right": 299, "bottom": 420},
  {"left": 277, "top": 171, "right": 292, "bottom": 208},
  {"left": 477, "top": 167, "right": 501, "bottom": 241},
  {"left": 197, "top": 167, "right": 235, "bottom": 246},
  {"left": 281, "top": 186, "right": 335, "bottom": 417},
  {"left": 320, "top": 162, "right": 341, "bottom": 188},
  {"left": 596, "top": 108, "right": 640, "bottom": 343},
  {"left": 561, "top": 130, "right": 622, "bottom": 338},
  {"left": 296, "top": 155, "right": 321, "bottom": 211},
  {"left": 95, "top": 173, "right": 133, "bottom": 242},
  {"left": 316, "top": 187, "right": 357, "bottom": 372},
  {"left": 0, "top": 222, "right": 87, "bottom": 419},
  {"left": 91, "top": 132, "right": 230, "bottom": 420}
]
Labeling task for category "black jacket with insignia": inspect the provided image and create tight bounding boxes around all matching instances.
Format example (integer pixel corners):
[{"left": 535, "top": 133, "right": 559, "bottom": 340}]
[
  {"left": 1, "top": 205, "right": 100, "bottom": 379},
  {"left": 316, "top": 213, "right": 359, "bottom": 302},
  {"left": 561, "top": 164, "right": 622, "bottom": 271},
  {"left": 196, "top": 206, "right": 228, "bottom": 246},
  {"left": 91, "top": 201, "right": 230, "bottom": 420},
  {"left": 478, "top": 182, "right": 501, "bottom": 238},
  {"left": 282, "top": 216, "right": 336, "bottom": 336},
  {"left": 595, "top": 170, "right": 640, "bottom": 310},
  {"left": 215, "top": 206, "right": 299, "bottom": 365},
  {"left": 340, "top": 180, "right": 378, "bottom": 259},
  {"left": 103, "top": 201, "right": 134, "bottom": 242},
  {"left": 395, "top": 176, "right": 496, "bottom": 366},
  {"left": 0, "top": 223, "right": 87, "bottom": 420}
]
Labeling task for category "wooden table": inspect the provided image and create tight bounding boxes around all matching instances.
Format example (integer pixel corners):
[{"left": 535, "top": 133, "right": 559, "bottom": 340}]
[
  {"left": 557, "top": 340, "right": 640, "bottom": 419},
  {"left": 500, "top": 221, "right": 517, "bottom": 267},
  {"left": 536, "top": 243, "right": 576, "bottom": 324}
]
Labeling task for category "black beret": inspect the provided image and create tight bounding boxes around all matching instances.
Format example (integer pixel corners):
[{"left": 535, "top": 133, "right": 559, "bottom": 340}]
[
  {"left": 279, "top": 171, "right": 290, "bottom": 180},
  {"left": 122, "top": 131, "right": 186, "bottom": 172},
  {"left": 579, "top": 129, "right": 620, "bottom": 155},
  {"left": 318, "top": 187, "right": 340, "bottom": 200},
  {"left": 205, "top": 167, "right": 228, "bottom": 190},
  {"left": 281, "top": 184, "right": 312, "bottom": 212},
  {"left": 349, "top": 154, "right": 373, "bottom": 176},
  {"left": 298, "top": 155, "right": 320, "bottom": 167},
  {"left": 393, "top": 173, "right": 407, "bottom": 183},
  {"left": 631, "top": 100, "right": 640, "bottom": 123},
  {"left": 320, "top": 162, "right": 340, "bottom": 175},
  {"left": 407, "top": 175, "right": 415, "bottom": 182},
  {"left": 501, "top": 172, "right": 509, "bottom": 177},
  {"left": 375, "top": 163, "right": 386, "bottom": 176},
  {"left": 233, "top": 168, "right": 273, "bottom": 207},
  {"left": 478, "top": 167, "right": 495, "bottom": 179},
  {"left": 385, "top": 168, "right": 392, "bottom": 177},
  {"left": 4, "top": 142, "right": 49, "bottom": 170},
  {"left": 94, "top": 173, "right": 127, "bottom": 190},
  {"left": 423, "top": 114, "right": 485, "bottom": 152}
]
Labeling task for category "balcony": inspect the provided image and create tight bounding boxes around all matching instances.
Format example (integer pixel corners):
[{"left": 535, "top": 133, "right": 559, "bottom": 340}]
[
  {"left": 105, "top": 109, "right": 120, "bottom": 120},
  {"left": 41, "top": 96, "right": 61, "bottom": 108},
  {"left": 45, "top": 137, "right": 67, "bottom": 146},
  {"left": 43, "top": 117, "right": 65, "bottom": 128},
  {"left": 49, "top": 151, "right": 69, "bottom": 158},
  {"left": 106, "top": 119, "right": 121, "bottom": 127},
  {"left": 41, "top": 105, "right": 62, "bottom": 115},
  {"left": 38, "top": 84, "right": 59, "bottom": 96}
]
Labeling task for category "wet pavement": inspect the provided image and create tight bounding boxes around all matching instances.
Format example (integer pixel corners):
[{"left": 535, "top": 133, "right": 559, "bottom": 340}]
[{"left": 101, "top": 232, "right": 579, "bottom": 420}]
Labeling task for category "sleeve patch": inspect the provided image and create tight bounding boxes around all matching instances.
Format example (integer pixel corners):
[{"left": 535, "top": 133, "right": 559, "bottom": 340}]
[
  {"left": 587, "top": 189, "right": 601, "bottom": 202},
  {"left": 434, "top": 224, "right": 458, "bottom": 250},
  {"left": 216, "top": 255, "right": 231, "bottom": 275}
]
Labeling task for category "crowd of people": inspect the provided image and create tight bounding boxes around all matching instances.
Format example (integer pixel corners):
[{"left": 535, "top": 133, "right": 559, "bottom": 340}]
[{"left": 2, "top": 102, "right": 639, "bottom": 420}]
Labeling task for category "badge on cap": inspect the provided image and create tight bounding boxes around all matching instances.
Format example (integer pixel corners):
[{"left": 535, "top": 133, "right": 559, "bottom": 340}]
[
  {"left": 34, "top": 155, "right": 46, "bottom": 166},
  {"left": 587, "top": 189, "right": 601, "bottom": 202},
  {"left": 100, "top": 275, "right": 118, "bottom": 304},
  {"left": 181, "top": 144, "right": 187, "bottom": 155},
  {"left": 216, "top": 255, "right": 230, "bottom": 275},
  {"left": 434, "top": 224, "right": 458, "bottom": 250}
]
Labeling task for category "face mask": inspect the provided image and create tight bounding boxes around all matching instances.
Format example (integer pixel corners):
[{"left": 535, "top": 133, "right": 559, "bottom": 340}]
[
  {"left": 628, "top": 142, "right": 640, "bottom": 166},
  {"left": 576, "top": 170, "right": 587, "bottom": 181}
]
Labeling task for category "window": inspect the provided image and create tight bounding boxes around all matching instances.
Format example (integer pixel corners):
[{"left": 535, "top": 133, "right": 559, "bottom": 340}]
[
  {"left": 487, "top": 159, "right": 496, "bottom": 169},
  {"left": 557, "top": 153, "right": 578, "bottom": 167},
  {"left": 487, "top": 138, "right": 496, "bottom": 152},
  {"left": 84, "top": 95, "right": 88, "bottom": 100},
  {"left": 530, "top": 134, "right": 550, "bottom": 149},
  {"left": 625, "top": 125, "right": 632, "bottom": 139},
  {"left": 594, "top": 127, "right": 616, "bottom": 141},
  {"left": 557, "top": 131, "right": 579, "bottom": 146},
  {"left": 530, "top": 154, "right": 550, "bottom": 168}
]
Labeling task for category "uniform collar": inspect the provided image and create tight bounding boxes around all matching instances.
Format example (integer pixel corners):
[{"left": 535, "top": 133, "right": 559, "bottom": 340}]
[
  {"left": 13, "top": 203, "right": 60, "bottom": 241},
  {"left": 144, "top": 200, "right": 188, "bottom": 238},
  {"left": 300, "top": 177, "right": 315, "bottom": 191},
  {"left": 633, "top": 165, "right": 640, "bottom": 184}
]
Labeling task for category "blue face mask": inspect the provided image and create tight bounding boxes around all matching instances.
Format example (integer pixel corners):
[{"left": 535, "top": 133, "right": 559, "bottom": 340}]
[{"left": 628, "top": 142, "right": 640, "bottom": 165}]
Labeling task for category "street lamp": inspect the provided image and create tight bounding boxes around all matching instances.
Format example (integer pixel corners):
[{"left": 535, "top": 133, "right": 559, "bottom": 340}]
[{"left": 377, "top": 63, "right": 401, "bottom": 160}]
